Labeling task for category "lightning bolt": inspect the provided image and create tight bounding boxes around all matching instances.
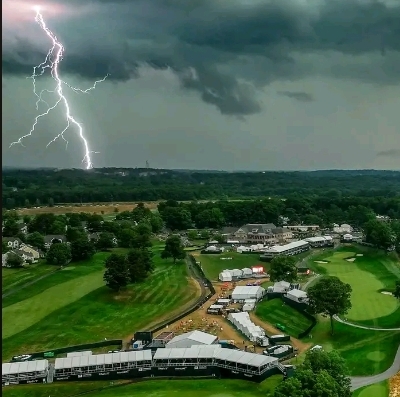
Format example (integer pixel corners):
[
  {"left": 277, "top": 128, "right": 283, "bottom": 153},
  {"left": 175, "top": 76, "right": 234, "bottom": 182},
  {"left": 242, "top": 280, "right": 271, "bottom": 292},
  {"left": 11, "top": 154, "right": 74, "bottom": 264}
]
[{"left": 9, "top": 6, "right": 108, "bottom": 170}]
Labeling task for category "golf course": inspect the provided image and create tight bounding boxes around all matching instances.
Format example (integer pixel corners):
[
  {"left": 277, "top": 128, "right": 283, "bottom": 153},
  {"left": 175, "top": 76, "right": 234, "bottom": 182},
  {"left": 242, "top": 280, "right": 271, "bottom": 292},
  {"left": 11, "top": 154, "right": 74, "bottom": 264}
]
[{"left": 2, "top": 247, "right": 201, "bottom": 360}]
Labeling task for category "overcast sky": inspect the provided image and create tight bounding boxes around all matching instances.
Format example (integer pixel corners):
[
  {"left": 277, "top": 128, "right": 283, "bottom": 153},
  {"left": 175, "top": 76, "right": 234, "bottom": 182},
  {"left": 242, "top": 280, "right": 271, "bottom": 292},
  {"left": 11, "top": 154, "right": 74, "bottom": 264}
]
[{"left": 2, "top": 0, "right": 400, "bottom": 170}]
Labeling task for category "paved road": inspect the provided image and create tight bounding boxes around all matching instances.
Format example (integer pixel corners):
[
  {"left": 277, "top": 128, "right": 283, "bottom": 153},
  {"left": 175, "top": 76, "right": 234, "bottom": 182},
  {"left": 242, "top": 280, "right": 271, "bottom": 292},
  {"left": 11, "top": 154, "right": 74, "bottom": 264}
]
[
  {"left": 350, "top": 345, "right": 400, "bottom": 391},
  {"left": 333, "top": 315, "right": 400, "bottom": 331}
]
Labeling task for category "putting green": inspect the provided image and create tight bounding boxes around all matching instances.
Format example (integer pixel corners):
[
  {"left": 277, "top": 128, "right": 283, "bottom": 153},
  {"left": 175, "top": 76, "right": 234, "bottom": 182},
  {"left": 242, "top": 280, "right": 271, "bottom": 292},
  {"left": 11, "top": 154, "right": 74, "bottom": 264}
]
[
  {"left": 316, "top": 251, "right": 399, "bottom": 322},
  {"left": 366, "top": 351, "right": 386, "bottom": 362},
  {"left": 2, "top": 270, "right": 105, "bottom": 339},
  {"left": 355, "top": 381, "right": 388, "bottom": 397}
]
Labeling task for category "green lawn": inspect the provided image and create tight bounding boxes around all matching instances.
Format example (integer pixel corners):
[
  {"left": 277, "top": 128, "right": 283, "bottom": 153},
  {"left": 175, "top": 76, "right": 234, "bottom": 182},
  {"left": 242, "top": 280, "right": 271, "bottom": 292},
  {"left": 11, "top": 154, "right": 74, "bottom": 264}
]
[
  {"left": 352, "top": 380, "right": 389, "bottom": 397},
  {"left": 2, "top": 376, "right": 282, "bottom": 397},
  {"left": 196, "top": 252, "right": 266, "bottom": 281},
  {"left": 2, "top": 252, "right": 112, "bottom": 308},
  {"left": 309, "top": 247, "right": 400, "bottom": 328},
  {"left": 2, "top": 262, "right": 56, "bottom": 293},
  {"left": 2, "top": 253, "right": 200, "bottom": 360},
  {"left": 304, "top": 316, "right": 400, "bottom": 376},
  {"left": 255, "top": 299, "right": 313, "bottom": 337}
]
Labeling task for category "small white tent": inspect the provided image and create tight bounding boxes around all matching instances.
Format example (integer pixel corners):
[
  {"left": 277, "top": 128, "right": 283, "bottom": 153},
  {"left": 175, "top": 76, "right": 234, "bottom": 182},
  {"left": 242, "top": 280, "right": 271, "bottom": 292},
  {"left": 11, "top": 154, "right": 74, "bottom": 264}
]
[{"left": 219, "top": 271, "right": 232, "bottom": 282}]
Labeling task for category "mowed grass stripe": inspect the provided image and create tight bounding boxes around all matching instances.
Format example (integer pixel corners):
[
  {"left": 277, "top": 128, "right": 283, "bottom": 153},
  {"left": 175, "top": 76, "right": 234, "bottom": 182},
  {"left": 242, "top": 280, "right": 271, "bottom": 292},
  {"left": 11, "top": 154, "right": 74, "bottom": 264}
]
[
  {"left": 2, "top": 270, "right": 105, "bottom": 339},
  {"left": 2, "top": 252, "right": 110, "bottom": 308},
  {"left": 2, "top": 260, "right": 199, "bottom": 359},
  {"left": 256, "top": 299, "right": 312, "bottom": 337}
]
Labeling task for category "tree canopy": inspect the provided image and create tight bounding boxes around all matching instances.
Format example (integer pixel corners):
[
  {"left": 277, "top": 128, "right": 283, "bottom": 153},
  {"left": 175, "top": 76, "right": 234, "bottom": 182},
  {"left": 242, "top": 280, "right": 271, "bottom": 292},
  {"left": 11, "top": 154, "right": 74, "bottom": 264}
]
[
  {"left": 46, "top": 243, "right": 72, "bottom": 266},
  {"left": 269, "top": 256, "right": 298, "bottom": 283},
  {"left": 308, "top": 276, "right": 352, "bottom": 335},
  {"left": 161, "top": 235, "right": 186, "bottom": 263}
]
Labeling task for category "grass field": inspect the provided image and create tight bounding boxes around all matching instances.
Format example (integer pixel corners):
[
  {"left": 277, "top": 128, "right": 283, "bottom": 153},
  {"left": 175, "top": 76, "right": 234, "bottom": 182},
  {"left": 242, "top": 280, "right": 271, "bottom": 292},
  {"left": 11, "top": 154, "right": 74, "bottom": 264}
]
[
  {"left": 2, "top": 262, "right": 56, "bottom": 294},
  {"left": 2, "top": 250, "right": 200, "bottom": 360},
  {"left": 310, "top": 247, "right": 400, "bottom": 328},
  {"left": 352, "top": 380, "right": 389, "bottom": 397},
  {"left": 195, "top": 252, "right": 267, "bottom": 281},
  {"left": 255, "top": 299, "right": 313, "bottom": 337},
  {"left": 2, "top": 377, "right": 282, "bottom": 397}
]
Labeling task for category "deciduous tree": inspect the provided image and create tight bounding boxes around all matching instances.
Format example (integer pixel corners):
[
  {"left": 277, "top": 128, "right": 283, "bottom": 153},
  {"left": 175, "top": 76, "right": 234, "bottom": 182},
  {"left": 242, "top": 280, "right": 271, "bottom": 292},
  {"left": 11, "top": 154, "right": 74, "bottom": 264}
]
[
  {"left": 6, "top": 252, "right": 24, "bottom": 268},
  {"left": 71, "top": 238, "right": 95, "bottom": 261},
  {"left": 308, "top": 276, "right": 352, "bottom": 335},
  {"left": 126, "top": 248, "right": 154, "bottom": 282},
  {"left": 394, "top": 280, "right": 400, "bottom": 300},
  {"left": 26, "top": 232, "right": 45, "bottom": 250},
  {"left": 46, "top": 243, "right": 72, "bottom": 266},
  {"left": 161, "top": 235, "right": 186, "bottom": 263},
  {"left": 269, "top": 256, "right": 297, "bottom": 283},
  {"left": 104, "top": 254, "right": 130, "bottom": 292}
]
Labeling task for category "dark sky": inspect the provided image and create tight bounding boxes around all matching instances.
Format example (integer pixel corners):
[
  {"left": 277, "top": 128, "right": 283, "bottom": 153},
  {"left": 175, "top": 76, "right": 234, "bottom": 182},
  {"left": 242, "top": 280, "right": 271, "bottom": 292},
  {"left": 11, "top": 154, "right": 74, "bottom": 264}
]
[{"left": 2, "top": 0, "right": 400, "bottom": 170}]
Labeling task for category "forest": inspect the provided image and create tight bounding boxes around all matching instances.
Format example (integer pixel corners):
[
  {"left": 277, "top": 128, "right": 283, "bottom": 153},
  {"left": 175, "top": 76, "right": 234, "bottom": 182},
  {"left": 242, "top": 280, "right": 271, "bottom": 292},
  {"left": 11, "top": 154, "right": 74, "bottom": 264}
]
[{"left": 2, "top": 168, "right": 400, "bottom": 208}]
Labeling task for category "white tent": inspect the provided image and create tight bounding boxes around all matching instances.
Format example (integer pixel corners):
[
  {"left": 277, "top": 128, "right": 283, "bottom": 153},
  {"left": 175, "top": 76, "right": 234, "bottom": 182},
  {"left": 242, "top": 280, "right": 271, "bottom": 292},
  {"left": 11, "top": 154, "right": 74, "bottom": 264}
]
[
  {"left": 241, "top": 268, "right": 253, "bottom": 278},
  {"left": 237, "top": 245, "right": 249, "bottom": 253},
  {"left": 231, "top": 286, "right": 265, "bottom": 301},
  {"left": 206, "top": 245, "right": 218, "bottom": 251},
  {"left": 231, "top": 269, "right": 243, "bottom": 278},
  {"left": 242, "top": 303, "right": 255, "bottom": 312},
  {"left": 219, "top": 271, "right": 232, "bottom": 282}
]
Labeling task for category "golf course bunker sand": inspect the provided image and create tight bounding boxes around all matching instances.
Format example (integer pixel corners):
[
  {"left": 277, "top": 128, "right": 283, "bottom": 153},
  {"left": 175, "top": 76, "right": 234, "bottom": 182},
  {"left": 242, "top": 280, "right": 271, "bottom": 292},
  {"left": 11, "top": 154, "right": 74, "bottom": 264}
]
[
  {"left": 314, "top": 261, "right": 328, "bottom": 264},
  {"left": 346, "top": 258, "right": 356, "bottom": 262},
  {"left": 356, "top": 254, "right": 364, "bottom": 257},
  {"left": 61, "top": 266, "right": 75, "bottom": 270},
  {"left": 381, "top": 291, "right": 393, "bottom": 296}
]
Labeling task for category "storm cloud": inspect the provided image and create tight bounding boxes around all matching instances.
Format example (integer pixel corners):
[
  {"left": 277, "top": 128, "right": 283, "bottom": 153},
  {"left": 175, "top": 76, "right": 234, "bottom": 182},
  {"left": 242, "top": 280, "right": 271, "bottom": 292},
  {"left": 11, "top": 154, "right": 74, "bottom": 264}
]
[{"left": 2, "top": 0, "right": 400, "bottom": 116}]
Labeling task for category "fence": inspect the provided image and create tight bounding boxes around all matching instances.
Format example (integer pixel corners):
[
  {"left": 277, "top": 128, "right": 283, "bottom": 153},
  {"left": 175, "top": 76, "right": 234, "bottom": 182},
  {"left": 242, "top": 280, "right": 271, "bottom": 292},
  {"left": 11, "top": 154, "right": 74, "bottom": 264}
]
[
  {"left": 26, "top": 340, "right": 123, "bottom": 360},
  {"left": 150, "top": 255, "right": 215, "bottom": 335}
]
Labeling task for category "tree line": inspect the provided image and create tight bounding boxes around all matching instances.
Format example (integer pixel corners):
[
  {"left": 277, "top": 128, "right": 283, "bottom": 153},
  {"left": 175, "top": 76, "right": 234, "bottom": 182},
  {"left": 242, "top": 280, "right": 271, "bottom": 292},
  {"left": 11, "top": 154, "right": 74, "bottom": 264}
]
[{"left": 2, "top": 168, "right": 400, "bottom": 207}]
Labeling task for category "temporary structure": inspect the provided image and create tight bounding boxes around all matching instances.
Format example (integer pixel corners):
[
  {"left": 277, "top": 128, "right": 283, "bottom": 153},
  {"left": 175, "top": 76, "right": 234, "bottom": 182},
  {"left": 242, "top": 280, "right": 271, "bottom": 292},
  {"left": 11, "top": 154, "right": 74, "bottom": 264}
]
[
  {"left": 231, "top": 286, "right": 265, "bottom": 301},
  {"left": 219, "top": 271, "right": 232, "bottom": 282},
  {"left": 241, "top": 268, "right": 253, "bottom": 278}
]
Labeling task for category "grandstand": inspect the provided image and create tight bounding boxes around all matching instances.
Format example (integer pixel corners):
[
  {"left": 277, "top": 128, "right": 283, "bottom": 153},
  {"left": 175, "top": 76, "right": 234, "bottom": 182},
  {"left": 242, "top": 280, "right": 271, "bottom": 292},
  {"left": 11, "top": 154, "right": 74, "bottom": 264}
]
[{"left": 2, "top": 360, "right": 49, "bottom": 386}]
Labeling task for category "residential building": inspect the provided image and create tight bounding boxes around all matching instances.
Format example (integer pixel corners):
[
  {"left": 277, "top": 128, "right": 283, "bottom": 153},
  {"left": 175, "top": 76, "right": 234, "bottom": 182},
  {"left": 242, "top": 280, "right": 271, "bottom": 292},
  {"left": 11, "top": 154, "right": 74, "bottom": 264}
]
[
  {"left": 271, "top": 227, "right": 293, "bottom": 243},
  {"left": 376, "top": 215, "right": 390, "bottom": 223},
  {"left": 231, "top": 223, "right": 277, "bottom": 244},
  {"left": 44, "top": 235, "right": 66, "bottom": 249},
  {"left": 19, "top": 243, "right": 43, "bottom": 260},
  {"left": 2, "top": 237, "right": 23, "bottom": 250},
  {"left": 333, "top": 224, "right": 353, "bottom": 234},
  {"left": 18, "top": 223, "right": 28, "bottom": 234}
]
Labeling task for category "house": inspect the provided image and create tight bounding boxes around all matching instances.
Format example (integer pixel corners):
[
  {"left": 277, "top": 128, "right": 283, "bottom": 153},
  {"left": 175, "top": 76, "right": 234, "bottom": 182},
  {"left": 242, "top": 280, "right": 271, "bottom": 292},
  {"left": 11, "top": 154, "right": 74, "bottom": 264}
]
[
  {"left": 376, "top": 215, "right": 390, "bottom": 223},
  {"left": 44, "top": 235, "right": 66, "bottom": 249},
  {"left": 233, "top": 223, "right": 277, "bottom": 244},
  {"left": 271, "top": 227, "right": 293, "bottom": 243},
  {"left": 3, "top": 237, "right": 23, "bottom": 250},
  {"left": 2, "top": 249, "right": 36, "bottom": 266},
  {"left": 221, "top": 227, "right": 239, "bottom": 239},
  {"left": 304, "top": 236, "right": 334, "bottom": 248},
  {"left": 19, "top": 244, "right": 43, "bottom": 260},
  {"left": 219, "top": 271, "right": 233, "bottom": 282},
  {"left": 165, "top": 330, "right": 218, "bottom": 349},
  {"left": 285, "top": 289, "right": 308, "bottom": 303},
  {"left": 18, "top": 223, "right": 28, "bottom": 234}
]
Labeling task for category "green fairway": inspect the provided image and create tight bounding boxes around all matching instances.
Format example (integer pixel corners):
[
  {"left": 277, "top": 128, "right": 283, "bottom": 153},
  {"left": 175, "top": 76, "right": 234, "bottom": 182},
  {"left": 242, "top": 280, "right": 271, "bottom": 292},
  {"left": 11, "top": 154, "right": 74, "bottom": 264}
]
[
  {"left": 2, "top": 376, "right": 282, "bottom": 397},
  {"left": 2, "top": 253, "right": 200, "bottom": 360},
  {"left": 310, "top": 248, "right": 400, "bottom": 328},
  {"left": 2, "top": 262, "right": 55, "bottom": 293},
  {"left": 255, "top": 299, "right": 312, "bottom": 337},
  {"left": 2, "top": 252, "right": 111, "bottom": 308},
  {"left": 352, "top": 380, "right": 389, "bottom": 397},
  {"left": 196, "top": 252, "right": 266, "bottom": 280},
  {"left": 305, "top": 316, "right": 400, "bottom": 376}
]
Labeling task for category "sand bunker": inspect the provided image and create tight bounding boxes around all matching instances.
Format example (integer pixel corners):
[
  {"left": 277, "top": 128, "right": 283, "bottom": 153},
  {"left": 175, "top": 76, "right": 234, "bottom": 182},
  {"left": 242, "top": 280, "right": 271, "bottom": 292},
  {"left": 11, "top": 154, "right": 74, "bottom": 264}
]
[
  {"left": 381, "top": 291, "right": 393, "bottom": 296},
  {"left": 314, "top": 261, "right": 328, "bottom": 264},
  {"left": 356, "top": 254, "right": 363, "bottom": 257},
  {"left": 346, "top": 258, "right": 356, "bottom": 262}
]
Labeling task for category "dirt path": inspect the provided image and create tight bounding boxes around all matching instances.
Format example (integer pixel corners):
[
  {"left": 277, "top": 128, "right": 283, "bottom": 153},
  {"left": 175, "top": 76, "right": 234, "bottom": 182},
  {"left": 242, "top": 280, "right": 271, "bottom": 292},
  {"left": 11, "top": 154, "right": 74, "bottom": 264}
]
[{"left": 390, "top": 372, "right": 400, "bottom": 397}]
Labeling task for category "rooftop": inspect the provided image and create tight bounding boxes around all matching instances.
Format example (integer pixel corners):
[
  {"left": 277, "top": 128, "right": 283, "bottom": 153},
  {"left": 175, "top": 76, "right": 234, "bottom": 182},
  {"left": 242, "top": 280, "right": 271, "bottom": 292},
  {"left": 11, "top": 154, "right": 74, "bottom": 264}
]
[
  {"left": 3, "top": 360, "right": 48, "bottom": 375},
  {"left": 166, "top": 330, "right": 218, "bottom": 346}
]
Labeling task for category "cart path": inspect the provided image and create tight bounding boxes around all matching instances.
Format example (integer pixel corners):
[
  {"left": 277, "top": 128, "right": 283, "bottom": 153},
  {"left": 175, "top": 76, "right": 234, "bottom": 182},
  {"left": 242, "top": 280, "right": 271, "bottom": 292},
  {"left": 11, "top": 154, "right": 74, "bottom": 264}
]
[
  {"left": 333, "top": 315, "right": 400, "bottom": 331},
  {"left": 350, "top": 345, "right": 400, "bottom": 390}
]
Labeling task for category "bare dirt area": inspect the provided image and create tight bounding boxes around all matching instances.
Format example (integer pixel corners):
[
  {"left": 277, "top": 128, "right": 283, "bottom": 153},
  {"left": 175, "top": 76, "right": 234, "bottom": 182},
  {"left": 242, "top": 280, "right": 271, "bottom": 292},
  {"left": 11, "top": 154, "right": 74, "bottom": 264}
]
[
  {"left": 390, "top": 372, "right": 400, "bottom": 397},
  {"left": 16, "top": 202, "right": 159, "bottom": 216}
]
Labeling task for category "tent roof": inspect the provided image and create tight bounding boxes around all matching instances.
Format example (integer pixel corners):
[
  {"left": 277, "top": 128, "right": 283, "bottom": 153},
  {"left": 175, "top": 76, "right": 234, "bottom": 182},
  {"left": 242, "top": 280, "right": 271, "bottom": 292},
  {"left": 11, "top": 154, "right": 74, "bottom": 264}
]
[
  {"left": 166, "top": 330, "right": 217, "bottom": 346},
  {"left": 2, "top": 360, "right": 48, "bottom": 375}
]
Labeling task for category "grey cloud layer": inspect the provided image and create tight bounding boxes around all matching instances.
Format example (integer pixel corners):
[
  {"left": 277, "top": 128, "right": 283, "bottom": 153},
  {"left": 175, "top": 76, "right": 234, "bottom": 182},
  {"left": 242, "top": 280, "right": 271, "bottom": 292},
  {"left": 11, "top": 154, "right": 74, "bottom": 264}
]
[{"left": 2, "top": 0, "right": 400, "bottom": 115}]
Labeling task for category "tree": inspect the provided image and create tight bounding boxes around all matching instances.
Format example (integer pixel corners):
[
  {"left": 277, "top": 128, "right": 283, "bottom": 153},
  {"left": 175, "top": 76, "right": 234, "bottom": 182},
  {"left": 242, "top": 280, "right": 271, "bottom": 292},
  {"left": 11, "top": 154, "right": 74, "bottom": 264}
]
[
  {"left": 96, "top": 232, "right": 115, "bottom": 251},
  {"left": 269, "top": 256, "right": 297, "bottom": 283},
  {"left": 26, "top": 232, "right": 45, "bottom": 250},
  {"left": 308, "top": 276, "right": 352, "bottom": 335},
  {"left": 149, "top": 213, "right": 164, "bottom": 233},
  {"left": 66, "top": 227, "right": 86, "bottom": 242},
  {"left": 196, "top": 208, "right": 225, "bottom": 229},
  {"left": 394, "top": 280, "right": 400, "bottom": 300},
  {"left": 126, "top": 248, "right": 154, "bottom": 282},
  {"left": 364, "top": 219, "right": 394, "bottom": 250},
  {"left": 131, "top": 223, "right": 152, "bottom": 249},
  {"left": 28, "top": 213, "right": 56, "bottom": 234},
  {"left": 212, "top": 233, "right": 225, "bottom": 244},
  {"left": 117, "top": 228, "right": 137, "bottom": 248},
  {"left": 187, "top": 230, "right": 198, "bottom": 240},
  {"left": 274, "top": 349, "right": 351, "bottom": 397},
  {"left": 163, "top": 207, "right": 192, "bottom": 230},
  {"left": 302, "top": 349, "right": 351, "bottom": 396},
  {"left": 46, "top": 243, "right": 72, "bottom": 266},
  {"left": 2, "top": 219, "right": 19, "bottom": 237},
  {"left": 103, "top": 254, "right": 130, "bottom": 291},
  {"left": 2, "top": 241, "right": 10, "bottom": 254},
  {"left": 161, "top": 235, "right": 186, "bottom": 263},
  {"left": 71, "top": 238, "right": 95, "bottom": 261},
  {"left": 6, "top": 252, "right": 24, "bottom": 268}
]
